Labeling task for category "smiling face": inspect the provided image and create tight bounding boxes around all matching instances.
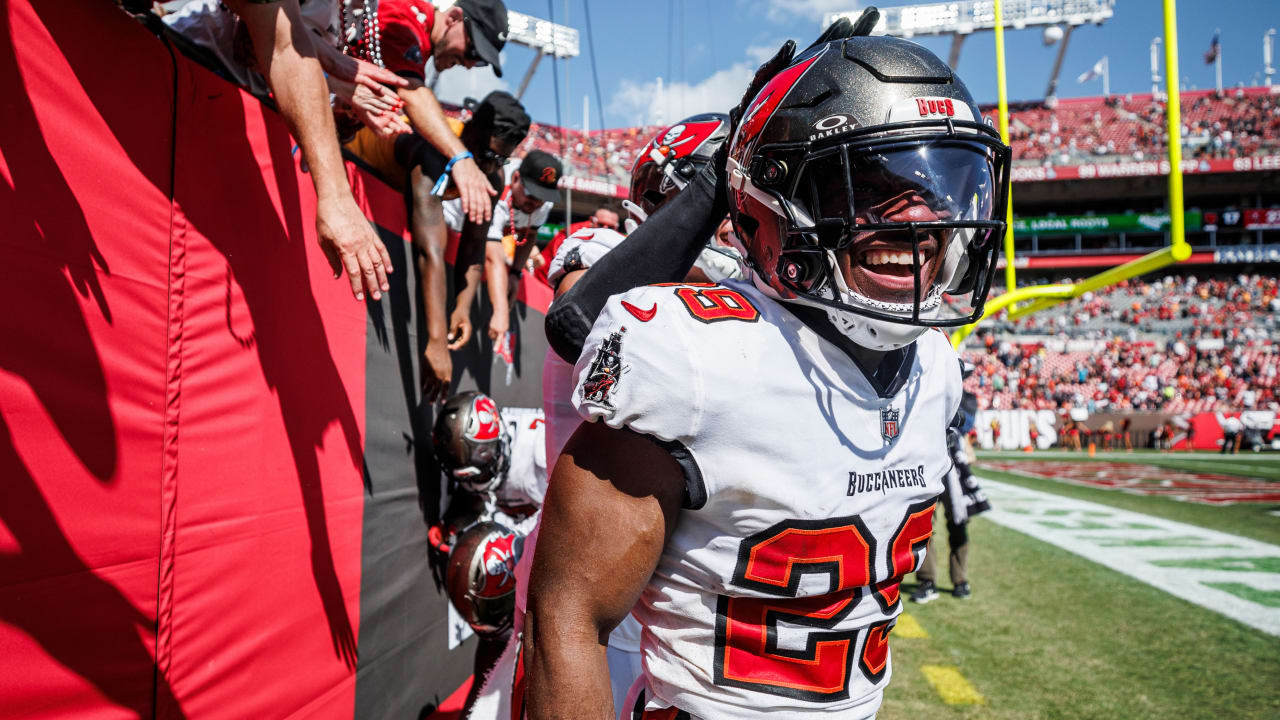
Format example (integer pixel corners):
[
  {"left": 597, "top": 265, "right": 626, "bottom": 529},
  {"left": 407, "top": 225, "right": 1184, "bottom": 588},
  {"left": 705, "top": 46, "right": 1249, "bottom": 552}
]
[
  {"left": 796, "top": 143, "right": 994, "bottom": 307},
  {"left": 837, "top": 190, "right": 952, "bottom": 305}
]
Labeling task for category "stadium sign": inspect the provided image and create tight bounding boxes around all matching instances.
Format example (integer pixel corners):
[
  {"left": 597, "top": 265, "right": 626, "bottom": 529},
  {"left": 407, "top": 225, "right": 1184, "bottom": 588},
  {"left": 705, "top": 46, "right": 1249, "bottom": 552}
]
[
  {"left": 1012, "top": 212, "right": 1202, "bottom": 236},
  {"left": 1215, "top": 244, "right": 1280, "bottom": 264},
  {"left": 556, "top": 175, "right": 627, "bottom": 198},
  {"left": 1011, "top": 154, "right": 1280, "bottom": 183},
  {"left": 1243, "top": 208, "right": 1280, "bottom": 230}
]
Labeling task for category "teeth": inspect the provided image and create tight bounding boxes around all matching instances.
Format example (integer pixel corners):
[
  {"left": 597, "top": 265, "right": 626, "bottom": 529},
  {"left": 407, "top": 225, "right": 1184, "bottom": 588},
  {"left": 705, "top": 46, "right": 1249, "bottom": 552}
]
[{"left": 864, "top": 251, "right": 920, "bottom": 266}]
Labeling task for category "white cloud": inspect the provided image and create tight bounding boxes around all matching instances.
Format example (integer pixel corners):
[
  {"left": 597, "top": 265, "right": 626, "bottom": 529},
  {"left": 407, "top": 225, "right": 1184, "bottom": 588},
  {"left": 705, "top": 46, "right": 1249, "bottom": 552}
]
[
  {"left": 745, "top": 43, "right": 783, "bottom": 65},
  {"left": 765, "top": 0, "right": 858, "bottom": 24},
  {"left": 608, "top": 61, "right": 753, "bottom": 127},
  {"left": 430, "top": 60, "right": 510, "bottom": 106}
]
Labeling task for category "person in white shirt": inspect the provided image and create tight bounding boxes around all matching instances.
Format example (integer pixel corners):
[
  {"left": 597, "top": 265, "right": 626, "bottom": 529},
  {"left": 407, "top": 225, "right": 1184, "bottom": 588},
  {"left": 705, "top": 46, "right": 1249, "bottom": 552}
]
[{"left": 445, "top": 151, "right": 561, "bottom": 343}]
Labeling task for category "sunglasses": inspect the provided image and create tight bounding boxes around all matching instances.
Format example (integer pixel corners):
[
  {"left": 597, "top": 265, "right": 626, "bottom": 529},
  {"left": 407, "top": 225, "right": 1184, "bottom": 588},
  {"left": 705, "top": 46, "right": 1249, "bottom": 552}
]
[
  {"left": 477, "top": 147, "right": 508, "bottom": 167},
  {"left": 462, "top": 18, "right": 489, "bottom": 67}
]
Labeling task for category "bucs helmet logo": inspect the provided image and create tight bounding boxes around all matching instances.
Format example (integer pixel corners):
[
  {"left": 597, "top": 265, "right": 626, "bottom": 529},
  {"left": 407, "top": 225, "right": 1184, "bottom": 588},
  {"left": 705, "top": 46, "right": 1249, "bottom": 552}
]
[
  {"left": 467, "top": 395, "right": 500, "bottom": 441},
  {"left": 474, "top": 532, "right": 517, "bottom": 598},
  {"left": 661, "top": 124, "right": 687, "bottom": 146},
  {"left": 881, "top": 406, "right": 900, "bottom": 443}
]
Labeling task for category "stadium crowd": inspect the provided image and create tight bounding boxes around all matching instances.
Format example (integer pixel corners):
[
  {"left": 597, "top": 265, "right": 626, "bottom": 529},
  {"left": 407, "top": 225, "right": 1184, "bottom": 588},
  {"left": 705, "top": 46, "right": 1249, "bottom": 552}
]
[
  {"left": 461, "top": 89, "right": 1280, "bottom": 186},
  {"left": 988, "top": 273, "right": 1280, "bottom": 340},
  {"left": 1003, "top": 88, "right": 1280, "bottom": 166},
  {"left": 964, "top": 273, "right": 1280, "bottom": 415},
  {"left": 964, "top": 336, "right": 1279, "bottom": 414}
]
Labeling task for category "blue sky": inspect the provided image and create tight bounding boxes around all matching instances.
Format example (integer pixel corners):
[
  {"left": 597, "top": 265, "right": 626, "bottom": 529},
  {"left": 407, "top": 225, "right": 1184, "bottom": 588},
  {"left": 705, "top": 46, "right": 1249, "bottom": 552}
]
[{"left": 432, "top": 1, "right": 1280, "bottom": 129}]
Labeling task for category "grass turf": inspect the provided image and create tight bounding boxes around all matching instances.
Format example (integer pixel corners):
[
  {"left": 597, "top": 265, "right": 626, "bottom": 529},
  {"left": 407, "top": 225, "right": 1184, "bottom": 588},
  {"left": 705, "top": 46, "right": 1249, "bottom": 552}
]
[
  {"left": 978, "top": 449, "right": 1280, "bottom": 482},
  {"left": 879, "top": 518, "right": 1280, "bottom": 720},
  {"left": 971, "top": 456, "right": 1280, "bottom": 547}
]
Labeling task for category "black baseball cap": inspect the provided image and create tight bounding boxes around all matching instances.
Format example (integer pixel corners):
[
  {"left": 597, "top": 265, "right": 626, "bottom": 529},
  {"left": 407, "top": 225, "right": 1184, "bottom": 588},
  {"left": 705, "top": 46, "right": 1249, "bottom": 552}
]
[
  {"left": 477, "top": 91, "right": 530, "bottom": 146},
  {"left": 518, "top": 151, "right": 563, "bottom": 204},
  {"left": 457, "top": 0, "right": 508, "bottom": 77}
]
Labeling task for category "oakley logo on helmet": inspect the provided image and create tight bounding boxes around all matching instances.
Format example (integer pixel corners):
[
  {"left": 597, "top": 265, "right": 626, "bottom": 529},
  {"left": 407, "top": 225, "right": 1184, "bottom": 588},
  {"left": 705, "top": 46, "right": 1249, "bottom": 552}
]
[
  {"left": 467, "top": 395, "right": 500, "bottom": 441},
  {"left": 810, "top": 113, "right": 854, "bottom": 142}
]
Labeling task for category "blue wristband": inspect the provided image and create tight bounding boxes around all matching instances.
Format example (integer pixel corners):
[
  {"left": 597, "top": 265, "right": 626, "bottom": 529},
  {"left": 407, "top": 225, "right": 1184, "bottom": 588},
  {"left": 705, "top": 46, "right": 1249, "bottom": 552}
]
[{"left": 431, "top": 151, "right": 474, "bottom": 196}]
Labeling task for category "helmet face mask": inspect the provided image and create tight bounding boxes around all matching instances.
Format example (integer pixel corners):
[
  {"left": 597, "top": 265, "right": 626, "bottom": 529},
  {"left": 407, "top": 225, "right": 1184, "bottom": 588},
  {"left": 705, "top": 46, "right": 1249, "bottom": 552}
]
[{"left": 728, "top": 37, "right": 1011, "bottom": 350}]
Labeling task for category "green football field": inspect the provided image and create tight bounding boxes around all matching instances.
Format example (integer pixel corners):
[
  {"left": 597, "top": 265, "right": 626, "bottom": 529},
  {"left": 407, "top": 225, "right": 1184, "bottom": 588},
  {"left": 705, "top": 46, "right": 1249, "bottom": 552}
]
[{"left": 878, "top": 451, "right": 1280, "bottom": 720}]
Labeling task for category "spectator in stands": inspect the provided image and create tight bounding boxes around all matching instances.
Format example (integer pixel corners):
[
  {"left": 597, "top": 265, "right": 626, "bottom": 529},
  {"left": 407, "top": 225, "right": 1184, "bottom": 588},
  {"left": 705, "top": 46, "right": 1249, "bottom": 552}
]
[
  {"left": 344, "top": 0, "right": 506, "bottom": 226},
  {"left": 165, "top": 0, "right": 396, "bottom": 301},
  {"left": 405, "top": 92, "right": 531, "bottom": 401},
  {"left": 474, "top": 151, "right": 563, "bottom": 344}
]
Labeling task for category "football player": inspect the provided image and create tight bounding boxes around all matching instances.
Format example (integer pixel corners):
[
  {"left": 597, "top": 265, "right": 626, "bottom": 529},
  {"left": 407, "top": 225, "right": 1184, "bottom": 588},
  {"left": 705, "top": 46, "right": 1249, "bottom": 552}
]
[
  {"left": 429, "top": 392, "right": 547, "bottom": 712},
  {"left": 463, "top": 114, "right": 739, "bottom": 720},
  {"left": 432, "top": 391, "right": 547, "bottom": 535},
  {"left": 524, "top": 21, "right": 1010, "bottom": 720}
]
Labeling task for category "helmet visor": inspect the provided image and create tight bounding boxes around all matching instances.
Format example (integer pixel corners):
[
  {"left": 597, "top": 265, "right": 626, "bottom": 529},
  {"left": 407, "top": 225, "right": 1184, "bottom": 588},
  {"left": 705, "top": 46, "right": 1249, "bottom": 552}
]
[{"left": 793, "top": 141, "right": 997, "bottom": 239}]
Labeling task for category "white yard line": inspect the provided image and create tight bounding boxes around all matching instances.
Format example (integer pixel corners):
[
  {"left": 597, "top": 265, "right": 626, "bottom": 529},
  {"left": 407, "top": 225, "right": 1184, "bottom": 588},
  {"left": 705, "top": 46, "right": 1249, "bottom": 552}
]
[{"left": 979, "top": 478, "right": 1280, "bottom": 637}]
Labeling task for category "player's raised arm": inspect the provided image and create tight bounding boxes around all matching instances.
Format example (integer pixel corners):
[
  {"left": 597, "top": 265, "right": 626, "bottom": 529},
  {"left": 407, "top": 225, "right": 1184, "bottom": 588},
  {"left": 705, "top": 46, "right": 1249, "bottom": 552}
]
[{"left": 523, "top": 421, "right": 685, "bottom": 719}]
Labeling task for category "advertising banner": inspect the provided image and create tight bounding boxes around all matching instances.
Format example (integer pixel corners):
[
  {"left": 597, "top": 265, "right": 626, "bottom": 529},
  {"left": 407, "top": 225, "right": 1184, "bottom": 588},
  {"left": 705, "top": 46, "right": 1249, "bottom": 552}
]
[
  {"left": 1011, "top": 155, "right": 1280, "bottom": 183},
  {"left": 1012, "top": 211, "right": 1202, "bottom": 236}
]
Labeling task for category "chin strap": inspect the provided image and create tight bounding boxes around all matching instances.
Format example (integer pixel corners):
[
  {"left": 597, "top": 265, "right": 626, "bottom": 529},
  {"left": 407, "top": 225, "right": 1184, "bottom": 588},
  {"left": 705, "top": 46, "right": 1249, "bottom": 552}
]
[{"left": 621, "top": 199, "right": 647, "bottom": 235}]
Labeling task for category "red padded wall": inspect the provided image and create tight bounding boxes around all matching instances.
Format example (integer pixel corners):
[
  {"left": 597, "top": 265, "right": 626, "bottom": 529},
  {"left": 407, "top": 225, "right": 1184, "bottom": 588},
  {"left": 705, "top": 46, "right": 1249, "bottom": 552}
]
[
  {"left": 0, "top": 1, "right": 174, "bottom": 717},
  {"left": 0, "top": 2, "right": 401, "bottom": 717}
]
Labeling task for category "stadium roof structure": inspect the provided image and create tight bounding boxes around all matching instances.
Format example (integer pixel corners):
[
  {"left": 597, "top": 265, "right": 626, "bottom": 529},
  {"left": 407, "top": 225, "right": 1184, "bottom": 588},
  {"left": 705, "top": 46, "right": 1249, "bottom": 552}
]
[{"left": 823, "top": 0, "right": 1115, "bottom": 100}]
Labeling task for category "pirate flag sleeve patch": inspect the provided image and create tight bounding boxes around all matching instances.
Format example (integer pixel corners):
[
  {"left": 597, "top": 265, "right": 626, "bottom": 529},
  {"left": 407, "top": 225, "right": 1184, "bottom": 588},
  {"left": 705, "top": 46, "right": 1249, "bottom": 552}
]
[{"left": 571, "top": 286, "right": 703, "bottom": 449}]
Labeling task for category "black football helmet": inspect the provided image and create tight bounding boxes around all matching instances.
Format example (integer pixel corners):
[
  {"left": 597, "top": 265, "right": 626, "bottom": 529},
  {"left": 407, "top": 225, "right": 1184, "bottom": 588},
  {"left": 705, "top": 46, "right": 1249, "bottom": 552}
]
[
  {"left": 445, "top": 520, "right": 520, "bottom": 635},
  {"left": 626, "top": 113, "right": 730, "bottom": 227},
  {"left": 726, "top": 35, "right": 1010, "bottom": 350},
  {"left": 433, "top": 391, "right": 509, "bottom": 493}
]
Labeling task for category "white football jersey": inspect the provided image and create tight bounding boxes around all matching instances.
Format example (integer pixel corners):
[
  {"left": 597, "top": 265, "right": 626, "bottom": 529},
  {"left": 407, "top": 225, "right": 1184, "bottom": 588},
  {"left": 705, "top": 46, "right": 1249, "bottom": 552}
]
[
  {"left": 572, "top": 280, "right": 961, "bottom": 719},
  {"left": 494, "top": 407, "right": 548, "bottom": 511}
]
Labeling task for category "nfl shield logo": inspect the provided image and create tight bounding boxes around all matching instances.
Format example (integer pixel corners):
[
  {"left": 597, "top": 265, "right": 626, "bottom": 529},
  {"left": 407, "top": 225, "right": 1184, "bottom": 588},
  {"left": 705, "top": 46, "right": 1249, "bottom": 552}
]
[{"left": 880, "top": 406, "right": 900, "bottom": 443}]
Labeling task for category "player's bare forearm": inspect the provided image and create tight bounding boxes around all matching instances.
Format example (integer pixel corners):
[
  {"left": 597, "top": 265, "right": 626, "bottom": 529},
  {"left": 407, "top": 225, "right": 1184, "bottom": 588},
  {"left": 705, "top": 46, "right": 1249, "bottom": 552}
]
[
  {"left": 524, "top": 422, "right": 685, "bottom": 719},
  {"left": 555, "top": 269, "right": 587, "bottom": 299}
]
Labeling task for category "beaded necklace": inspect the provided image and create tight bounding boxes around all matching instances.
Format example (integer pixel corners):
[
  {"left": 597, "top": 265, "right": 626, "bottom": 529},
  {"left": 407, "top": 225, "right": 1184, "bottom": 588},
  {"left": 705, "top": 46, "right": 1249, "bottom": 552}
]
[{"left": 341, "top": 0, "right": 383, "bottom": 67}]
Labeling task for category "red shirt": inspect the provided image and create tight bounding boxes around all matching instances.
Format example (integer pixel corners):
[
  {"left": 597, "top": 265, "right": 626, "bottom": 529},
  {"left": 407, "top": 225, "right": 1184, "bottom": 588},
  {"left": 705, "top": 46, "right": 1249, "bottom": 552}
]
[{"left": 377, "top": 0, "right": 436, "bottom": 80}]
